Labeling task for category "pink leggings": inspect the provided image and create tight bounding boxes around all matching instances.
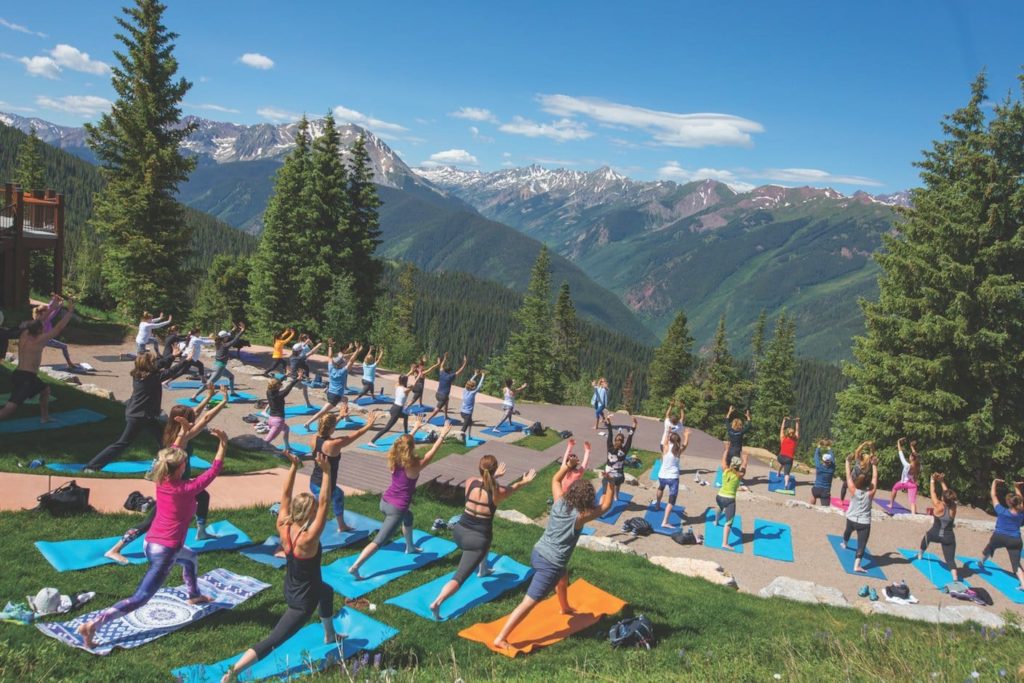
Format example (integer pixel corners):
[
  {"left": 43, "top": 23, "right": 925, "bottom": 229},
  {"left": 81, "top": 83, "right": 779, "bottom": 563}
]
[
  {"left": 264, "top": 416, "right": 290, "bottom": 446},
  {"left": 892, "top": 480, "right": 918, "bottom": 506}
]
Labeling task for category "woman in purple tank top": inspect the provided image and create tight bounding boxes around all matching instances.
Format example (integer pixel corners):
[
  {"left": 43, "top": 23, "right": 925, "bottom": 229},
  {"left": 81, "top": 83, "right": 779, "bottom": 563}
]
[{"left": 349, "top": 417, "right": 453, "bottom": 580}]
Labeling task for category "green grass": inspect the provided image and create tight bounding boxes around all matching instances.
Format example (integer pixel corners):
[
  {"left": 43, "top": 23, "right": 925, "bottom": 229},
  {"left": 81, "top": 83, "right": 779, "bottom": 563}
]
[
  {"left": 1, "top": 489, "right": 1021, "bottom": 682},
  {"left": 512, "top": 427, "right": 563, "bottom": 452},
  {"left": 0, "top": 365, "right": 281, "bottom": 476}
]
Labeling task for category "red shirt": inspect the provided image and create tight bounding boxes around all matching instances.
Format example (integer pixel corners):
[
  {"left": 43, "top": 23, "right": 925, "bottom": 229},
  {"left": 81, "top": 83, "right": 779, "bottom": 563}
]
[{"left": 779, "top": 437, "right": 797, "bottom": 458}]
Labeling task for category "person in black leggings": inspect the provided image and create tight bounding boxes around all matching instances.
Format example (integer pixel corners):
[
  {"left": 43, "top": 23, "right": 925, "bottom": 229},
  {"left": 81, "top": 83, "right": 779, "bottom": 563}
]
[
  {"left": 919, "top": 473, "right": 960, "bottom": 581},
  {"left": 369, "top": 374, "right": 411, "bottom": 446},
  {"left": 983, "top": 478, "right": 1024, "bottom": 589},
  {"left": 428, "top": 455, "right": 536, "bottom": 619},
  {"left": 85, "top": 351, "right": 189, "bottom": 471},
  {"left": 407, "top": 356, "right": 439, "bottom": 409},
  {"left": 221, "top": 451, "right": 338, "bottom": 682}
]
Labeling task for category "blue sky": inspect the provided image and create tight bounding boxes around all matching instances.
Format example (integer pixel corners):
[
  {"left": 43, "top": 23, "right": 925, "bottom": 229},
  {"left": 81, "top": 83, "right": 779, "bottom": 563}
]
[{"left": 1, "top": 0, "right": 1022, "bottom": 192}]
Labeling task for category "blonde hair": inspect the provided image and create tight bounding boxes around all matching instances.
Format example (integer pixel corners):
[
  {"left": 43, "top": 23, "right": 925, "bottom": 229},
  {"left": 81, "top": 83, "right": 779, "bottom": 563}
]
[
  {"left": 388, "top": 434, "right": 418, "bottom": 472},
  {"left": 465, "top": 379, "right": 477, "bottom": 390},
  {"left": 731, "top": 418, "right": 744, "bottom": 431},
  {"left": 317, "top": 412, "right": 339, "bottom": 437},
  {"left": 267, "top": 377, "right": 283, "bottom": 392},
  {"left": 479, "top": 455, "right": 498, "bottom": 499},
  {"left": 284, "top": 492, "right": 317, "bottom": 529},
  {"left": 150, "top": 447, "right": 188, "bottom": 484}
]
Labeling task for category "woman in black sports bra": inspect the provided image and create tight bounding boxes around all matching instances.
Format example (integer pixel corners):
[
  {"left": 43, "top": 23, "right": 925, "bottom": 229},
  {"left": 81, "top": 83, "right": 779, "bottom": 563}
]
[
  {"left": 221, "top": 451, "right": 337, "bottom": 682},
  {"left": 428, "top": 455, "right": 536, "bottom": 620}
]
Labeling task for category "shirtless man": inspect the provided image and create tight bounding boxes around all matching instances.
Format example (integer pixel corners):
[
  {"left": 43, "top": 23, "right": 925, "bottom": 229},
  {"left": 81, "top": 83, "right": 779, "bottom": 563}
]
[{"left": 0, "top": 299, "right": 74, "bottom": 423}]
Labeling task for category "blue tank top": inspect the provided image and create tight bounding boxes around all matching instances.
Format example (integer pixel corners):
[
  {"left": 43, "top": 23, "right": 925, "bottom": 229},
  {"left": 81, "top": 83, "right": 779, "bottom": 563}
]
[{"left": 328, "top": 364, "right": 348, "bottom": 395}]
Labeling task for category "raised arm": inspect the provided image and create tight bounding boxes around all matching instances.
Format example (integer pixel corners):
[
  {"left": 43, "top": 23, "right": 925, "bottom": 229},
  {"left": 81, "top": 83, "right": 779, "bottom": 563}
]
[
  {"left": 150, "top": 316, "right": 172, "bottom": 330},
  {"left": 681, "top": 428, "right": 691, "bottom": 452},
  {"left": 417, "top": 422, "right": 452, "bottom": 469},
  {"left": 188, "top": 388, "right": 229, "bottom": 437},
  {"left": 580, "top": 473, "right": 615, "bottom": 523},
  {"left": 276, "top": 452, "right": 302, "bottom": 527},
  {"left": 813, "top": 447, "right": 821, "bottom": 468},
  {"left": 992, "top": 479, "right": 1003, "bottom": 508},
  {"left": 867, "top": 462, "right": 878, "bottom": 497},
  {"left": 179, "top": 428, "right": 227, "bottom": 495},
  {"left": 493, "top": 464, "right": 536, "bottom": 504},
  {"left": 40, "top": 300, "right": 74, "bottom": 341},
  {"left": 845, "top": 456, "right": 856, "bottom": 491},
  {"left": 562, "top": 439, "right": 576, "bottom": 467},
  {"left": 779, "top": 417, "right": 787, "bottom": 442},
  {"left": 516, "top": 382, "right": 528, "bottom": 393},
  {"left": 622, "top": 418, "right": 638, "bottom": 452},
  {"left": 282, "top": 329, "right": 295, "bottom": 344},
  {"left": 794, "top": 418, "right": 800, "bottom": 440},
  {"left": 581, "top": 441, "right": 591, "bottom": 469},
  {"left": 551, "top": 463, "right": 571, "bottom": 502},
  {"left": 664, "top": 402, "right": 673, "bottom": 420},
  {"left": 305, "top": 452, "right": 334, "bottom": 537},
  {"left": 330, "top": 411, "right": 381, "bottom": 449},
  {"left": 678, "top": 400, "right": 686, "bottom": 424},
  {"left": 455, "top": 355, "right": 468, "bottom": 375},
  {"left": 279, "top": 377, "right": 301, "bottom": 398},
  {"left": 929, "top": 474, "right": 942, "bottom": 507}
]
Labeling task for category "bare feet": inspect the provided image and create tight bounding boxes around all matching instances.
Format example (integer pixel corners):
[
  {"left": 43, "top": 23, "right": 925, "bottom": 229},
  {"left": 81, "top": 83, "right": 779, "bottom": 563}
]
[
  {"left": 104, "top": 550, "right": 129, "bottom": 565},
  {"left": 721, "top": 541, "right": 730, "bottom": 549},
  {"left": 560, "top": 606, "right": 577, "bottom": 616},
  {"left": 337, "top": 523, "right": 353, "bottom": 533},
  {"left": 854, "top": 566, "right": 868, "bottom": 574},
  {"left": 661, "top": 522, "right": 677, "bottom": 530},
  {"left": 493, "top": 638, "right": 511, "bottom": 649},
  {"left": 220, "top": 669, "right": 238, "bottom": 683},
  {"left": 406, "top": 545, "right": 422, "bottom": 554},
  {"left": 187, "top": 594, "right": 213, "bottom": 605},
  {"left": 348, "top": 566, "right": 363, "bottom": 581},
  {"left": 429, "top": 603, "right": 442, "bottom": 620},
  {"left": 840, "top": 542, "right": 847, "bottom": 550},
  {"left": 76, "top": 621, "right": 96, "bottom": 649}
]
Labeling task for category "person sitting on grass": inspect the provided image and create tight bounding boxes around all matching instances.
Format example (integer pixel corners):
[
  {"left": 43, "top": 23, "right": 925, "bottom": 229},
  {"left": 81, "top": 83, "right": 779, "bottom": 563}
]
[
  {"left": 559, "top": 438, "right": 590, "bottom": 493},
  {"left": 772, "top": 416, "right": 800, "bottom": 492},
  {"left": 220, "top": 450, "right": 338, "bottom": 683},
  {"left": 810, "top": 439, "right": 836, "bottom": 507},
  {"left": 982, "top": 478, "right": 1024, "bottom": 591},
  {"left": 429, "top": 455, "right": 536, "bottom": 619},
  {"left": 77, "top": 429, "right": 229, "bottom": 650},
  {"left": 492, "top": 464, "right": 615, "bottom": 650},
  {"left": 919, "top": 473, "right": 960, "bottom": 582},
  {"left": 889, "top": 437, "right": 921, "bottom": 515},
  {"left": 841, "top": 450, "right": 878, "bottom": 574},
  {"left": 654, "top": 429, "right": 690, "bottom": 530},
  {"left": 348, "top": 419, "right": 454, "bottom": 580},
  {"left": 715, "top": 452, "right": 745, "bottom": 549}
]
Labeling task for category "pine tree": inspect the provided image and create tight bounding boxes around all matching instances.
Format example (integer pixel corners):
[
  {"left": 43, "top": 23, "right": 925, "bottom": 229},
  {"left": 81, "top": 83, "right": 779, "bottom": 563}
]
[
  {"left": 321, "top": 273, "right": 360, "bottom": 346},
  {"left": 697, "top": 316, "right": 747, "bottom": 438},
  {"left": 192, "top": 255, "right": 250, "bottom": 330},
  {"left": 15, "top": 126, "right": 45, "bottom": 191},
  {"left": 369, "top": 262, "right": 419, "bottom": 367},
  {"left": 753, "top": 312, "right": 797, "bottom": 449},
  {"left": 647, "top": 310, "right": 695, "bottom": 402},
  {"left": 344, "top": 135, "right": 383, "bottom": 318},
  {"left": 620, "top": 371, "right": 636, "bottom": 412},
  {"left": 85, "top": 0, "right": 195, "bottom": 315},
  {"left": 835, "top": 73, "right": 1024, "bottom": 502},
  {"left": 750, "top": 309, "right": 768, "bottom": 377},
  {"left": 248, "top": 118, "right": 312, "bottom": 337},
  {"left": 498, "top": 246, "right": 557, "bottom": 401},
  {"left": 552, "top": 281, "right": 581, "bottom": 400}
]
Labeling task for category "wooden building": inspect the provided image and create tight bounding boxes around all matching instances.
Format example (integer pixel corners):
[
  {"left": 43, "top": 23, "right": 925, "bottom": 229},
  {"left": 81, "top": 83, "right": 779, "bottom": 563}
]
[{"left": 0, "top": 183, "right": 64, "bottom": 309}]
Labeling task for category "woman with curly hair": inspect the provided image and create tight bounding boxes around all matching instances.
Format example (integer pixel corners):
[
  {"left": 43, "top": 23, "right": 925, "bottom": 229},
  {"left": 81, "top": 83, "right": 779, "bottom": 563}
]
[
  {"left": 348, "top": 418, "right": 453, "bottom": 579},
  {"left": 492, "top": 463, "right": 614, "bottom": 650},
  {"left": 919, "top": 473, "right": 960, "bottom": 581}
]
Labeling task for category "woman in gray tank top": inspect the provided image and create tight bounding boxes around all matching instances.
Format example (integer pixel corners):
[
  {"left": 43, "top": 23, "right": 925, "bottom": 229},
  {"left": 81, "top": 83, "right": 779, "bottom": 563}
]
[
  {"left": 840, "top": 451, "right": 878, "bottom": 574},
  {"left": 918, "top": 473, "right": 960, "bottom": 581},
  {"left": 491, "top": 464, "right": 616, "bottom": 650}
]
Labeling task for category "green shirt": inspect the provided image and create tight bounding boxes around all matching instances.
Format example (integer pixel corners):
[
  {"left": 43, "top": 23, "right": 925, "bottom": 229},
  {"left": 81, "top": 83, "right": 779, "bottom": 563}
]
[{"left": 720, "top": 469, "right": 741, "bottom": 498}]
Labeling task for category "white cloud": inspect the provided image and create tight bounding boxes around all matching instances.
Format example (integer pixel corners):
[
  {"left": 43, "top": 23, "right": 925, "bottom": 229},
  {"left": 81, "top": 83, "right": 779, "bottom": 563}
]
[
  {"left": 0, "top": 99, "right": 35, "bottom": 112},
  {"left": 423, "top": 148, "right": 479, "bottom": 167},
  {"left": 35, "top": 94, "right": 111, "bottom": 117},
  {"left": 450, "top": 107, "right": 497, "bottom": 123},
  {"left": 498, "top": 116, "right": 592, "bottom": 142},
  {"left": 49, "top": 44, "right": 109, "bottom": 75},
  {"left": 332, "top": 105, "right": 407, "bottom": 134},
  {"left": 256, "top": 106, "right": 301, "bottom": 123},
  {"left": 19, "top": 55, "right": 59, "bottom": 79},
  {"left": 469, "top": 126, "right": 493, "bottom": 143},
  {"left": 185, "top": 102, "right": 240, "bottom": 114},
  {"left": 756, "top": 167, "right": 883, "bottom": 187},
  {"left": 539, "top": 94, "right": 763, "bottom": 148},
  {"left": 0, "top": 17, "right": 46, "bottom": 37},
  {"left": 657, "top": 161, "right": 754, "bottom": 192},
  {"left": 239, "top": 52, "right": 274, "bottom": 70}
]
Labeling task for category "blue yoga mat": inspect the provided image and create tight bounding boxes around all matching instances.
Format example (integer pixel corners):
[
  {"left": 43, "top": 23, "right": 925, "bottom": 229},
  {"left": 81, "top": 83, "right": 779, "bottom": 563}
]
[
  {"left": 0, "top": 408, "right": 106, "bottom": 435},
  {"left": 384, "top": 553, "right": 533, "bottom": 622},
  {"left": 593, "top": 489, "right": 633, "bottom": 524},
  {"left": 826, "top": 534, "right": 885, "bottom": 579},
  {"left": 241, "top": 512, "right": 382, "bottom": 569},
  {"left": 463, "top": 435, "right": 486, "bottom": 448},
  {"left": 752, "top": 519, "right": 794, "bottom": 562},
  {"left": 580, "top": 525, "right": 596, "bottom": 536},
  {"left": 172, "top": 606, "right": 398, "bottom": 682},
  {"left": 643, "top": 503, "right": 685, "bottom": 535},
  {"left": 767, "top": 470, "right": 796, "bottom": 493},
  {"left": 427, "top": 415, "right": 462, "bottom": 427},
  {"left": 176, "top": 392, "right": 257, "bottom": 407},
  {"left": 166, "top": 379, "right": 230, "bottom": 390},
  {"left": 361, "top": 431, "right": 432, "bottom": 452},
  {"left": 958, "top": 556, "right": 1024, "bottom": 604},
  {"left": 354, "top": 395, "right": 391, "bottom": 406},
  {"left": 35, "top": 520, "right": 253, "bottom": 572},
  {"left": 714, "top": 466, "right": 723, "bottom": 488},
  {"left": 649, "top": 459, "right": 662, "bottom": 481},
  {"left": 407, "top": 404, "right": 433, "bottom": 415},
  {"left": 481, "top": 421, "right": 527, "bottom": 437},
  {"left": 289, "top": 416, "right": 366, "bottom": 436},
  {"left": 876, "top": 499, "right": 912, "bottom": 515},
  {"left": 899, "top": 548, "right": 965, "bottom": 589},
  {"left": 321, "top": 530, "right": 457, "bottom": 599},
  {"left": 704, "top": 508, "right": 744, "bottom": 553},
  {"left": 46, "top": 455, "right": 211, "bottom": 475}
]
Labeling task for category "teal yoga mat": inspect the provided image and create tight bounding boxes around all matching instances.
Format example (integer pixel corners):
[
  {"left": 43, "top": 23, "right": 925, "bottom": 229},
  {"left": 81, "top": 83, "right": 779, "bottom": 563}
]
[
  {"left": 361, "top": 430, "right": 433, "bottom": 452},
  {"left": 321, "top": 530, "right": 457, "bottom": 599},
  {"left": 176, "top": 392, "right": 257, "bottom": 407},
  {"left": 767, "top": 470, "right": 796, "bottom": 493},
  {"left": 958, "top": 556, "right": 1024, "bottom": 604},
  {"left": 385, "top": 553, "right": 533, "bottom": 621},
  {"left": 289, "top": 415, "right": 366, "bottom": 435},
  {"left": 704, "top": 507, "right": 743, "bottom": 553},
  {"left": 648, "top": 459, "right": 661, "bottom": 480},
  {"left": 593, "top": 488, "right": 633, "bottom": 524},
  {"left": 0, "top": 408, "right": 105, "bottom": 434},
  {"left": 643, "top": 503, "right": 685, "bottom": 535},
  {"left": 899, "top": 548, "right": 965, "bottom": 589},
  {"left": 826, "top": 534, "right": 885, "bottom": 579},
  {"left": 46, "top": 455, "right": 211, "bottom": 475},
  {"left": 752, "top": 519, "right": 794, "bottom": 562},
  {"left": 241, "top": 512, "right": 382, "bottom": 568},
  {"left": 35, "top": 520, "right": 254, "bottom": 572}
]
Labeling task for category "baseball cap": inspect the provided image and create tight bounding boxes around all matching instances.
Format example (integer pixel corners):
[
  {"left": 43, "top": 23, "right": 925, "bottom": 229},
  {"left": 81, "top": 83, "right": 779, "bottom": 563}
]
[
  {"left": 217, "top": 330, "right": 230, "bottom": 338},
  {"left": 823, "top": 451, "right": 835, "bottom": 463}
]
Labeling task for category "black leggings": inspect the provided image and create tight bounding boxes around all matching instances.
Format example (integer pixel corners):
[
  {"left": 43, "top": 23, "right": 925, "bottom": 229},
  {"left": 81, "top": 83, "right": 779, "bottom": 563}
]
[
  {"left": 452, "top": 518, "right": 492, "bottom": 584},
  {"left": 87, "top": 416, "right": 163, "bottom": 470},
  {"left": 461, "top": 411, "right": 474, "bottom": 438},
  {"left": 843, "top": 519, "right": 871, "bottom": 559},
  {"left": 372, "top": 404, "right": 408, "bottom": 442},
  {"left": 354, "top": 380, "right": 376, "bottom": 401},
  {"left": 983, "top": 533, "right": 1023, "bottom": 574},
  {"left": 496, "top": 405, "right": 514, "bottom": 427},
  {"left": 265, "top": 358, "right": 287, "bottom": 376},
  {"left": 920, "top": 530, "right": 957, "bottom": 569},
  {"left": 251, "top": 583, "right": 333, "bottom": 660}
]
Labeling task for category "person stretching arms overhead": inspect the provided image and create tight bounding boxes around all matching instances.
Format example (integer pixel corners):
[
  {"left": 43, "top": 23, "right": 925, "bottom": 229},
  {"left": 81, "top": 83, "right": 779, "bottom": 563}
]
[
  {"left": 354, "top": 347, "right": 384, "bottom": 402},
  {"left": 135, "top": 311, "right": 171, "bottom": 357},
  {"left": 302, "top": 340, "right": 360, "bottom": 431},
  {"left": 424, "top": 353, "right": 468, "bottom": 424},
  {"left": 889, "top": 437, "right": 921, "bottom": 515},
  {"left": 307, "top": 410, "right": 381, "bottom": 533},
  {"left": 263, "top": 328, "right": 296, "bottom": 377},
  {"left": 841, "top": 450, "right": 878, "bottom": 574},
  {"left": 655, "top": 429, "right": 690, "bottom": 529},
  {"left": 559, "top": 438, "right": 590, "bottom": 493},
  {"left": 982, "top": 478, "right": 1024, "bottom": 591},
  {"left": 0, "top": 298, "right": 75, "bottom": 423},
  {"left": 495, "top": 378, "right": 528, "bottom": 430},
  {"left": 460, "top": 370, "right": 485, "bottom": 441},
  {"left": 190, "top": 323, "right": 245, "bottom": 401},
  {"left": 919, "top": 473, "right": 960, "bottom": 582}
]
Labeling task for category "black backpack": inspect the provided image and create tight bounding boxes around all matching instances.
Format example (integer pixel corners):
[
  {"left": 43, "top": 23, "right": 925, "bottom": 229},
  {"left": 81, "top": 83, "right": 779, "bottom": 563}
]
[
  {"left": 123, "top": 490, "right": 155, "bottom": 513},
  {"left": 529, "top": 421, "right": 544, "bottom": 436},
  {"left": 609, "top": 615, "right": 656, "bottom": 649},
  {"left": 671, "top": 528, "right": 701, "bottom": 546},
  {"left": 35, "top": 481, "right": 91, "bottom": 515},
  {"left": 622, "top": 517, "right": 653, "bottom": 536}
]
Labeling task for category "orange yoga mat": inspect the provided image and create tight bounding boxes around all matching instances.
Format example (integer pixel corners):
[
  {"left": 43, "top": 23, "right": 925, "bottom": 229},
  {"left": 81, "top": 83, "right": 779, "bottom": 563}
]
[{"left": 458, "top": 579, "right": 627, "bottom": 657}]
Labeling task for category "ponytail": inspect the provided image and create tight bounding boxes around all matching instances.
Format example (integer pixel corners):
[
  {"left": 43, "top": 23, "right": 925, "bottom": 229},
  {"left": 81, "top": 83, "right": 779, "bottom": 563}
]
[
  {"left": 478, "top": 454, "right": 499, "bottom": 499},
  {"left": 149, "top": 447, "right": 188, "bottom": 484}
]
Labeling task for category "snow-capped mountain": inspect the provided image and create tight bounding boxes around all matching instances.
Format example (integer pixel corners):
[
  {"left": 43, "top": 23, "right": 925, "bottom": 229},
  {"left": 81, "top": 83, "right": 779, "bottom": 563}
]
[{"left": 0, "top": 112, "right": 89, "bottom": 149}]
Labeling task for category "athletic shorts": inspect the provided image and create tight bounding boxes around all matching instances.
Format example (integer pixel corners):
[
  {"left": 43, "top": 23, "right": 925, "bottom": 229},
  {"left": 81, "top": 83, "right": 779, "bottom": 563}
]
[
  {"left": 606, "top": 472, "right": 625, "bottom": 486},
  {"left": 526, "top": 548, "right": 567, "bottom": 601},
  {"left": 9, "top": 370, "right": 45, "bottom": 405},
  {"left": 658, "top": 477, "right": 679, "bottom": 498},
  {"left": 361, "top": 380, "right": 374, "bottom": 391},
  {"left": 811, "top": 486, "right": 831, "bottom": 504},
  {"left": 326, "top": 391, "right": 344, "bottom": 407},
  {"left": 777, "top": 455, "right": 794, "bottom": 476},
  {"left": 434, "top": 392, "right": 450, "bottom": 410}
]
